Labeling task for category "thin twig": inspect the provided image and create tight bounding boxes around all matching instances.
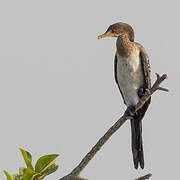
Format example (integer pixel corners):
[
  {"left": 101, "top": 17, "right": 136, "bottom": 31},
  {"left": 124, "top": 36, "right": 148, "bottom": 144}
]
[{"left": 59, "top": 73, "right": 168, "bottom": 180}]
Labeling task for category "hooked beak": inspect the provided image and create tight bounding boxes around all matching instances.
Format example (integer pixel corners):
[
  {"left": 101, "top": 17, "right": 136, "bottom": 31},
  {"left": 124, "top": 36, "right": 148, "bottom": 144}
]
[{"left": 98, "top": 31, "right": 115, "bottom": 39}]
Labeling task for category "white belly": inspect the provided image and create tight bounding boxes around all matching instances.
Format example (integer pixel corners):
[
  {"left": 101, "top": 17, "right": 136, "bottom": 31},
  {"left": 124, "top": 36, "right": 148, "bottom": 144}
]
[{"left": 116, "top": 52, "right": 144, "bottom": 106}]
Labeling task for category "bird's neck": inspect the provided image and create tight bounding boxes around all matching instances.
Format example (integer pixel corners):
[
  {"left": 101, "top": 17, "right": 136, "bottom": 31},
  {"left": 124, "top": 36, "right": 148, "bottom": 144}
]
[{"left": 116, "top": 34, "right": 134, "bottom": 57}]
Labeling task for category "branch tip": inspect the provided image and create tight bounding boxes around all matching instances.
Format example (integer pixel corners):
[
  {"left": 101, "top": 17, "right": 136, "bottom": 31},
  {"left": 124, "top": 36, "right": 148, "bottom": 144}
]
[
  {"left": 161, "top": 74, "right": 168, "bottom": 80},
  {"left": 158, "top": 86, "right": 169, "bottom": 92},
  {"left": 156, "top": 73, "right": 160, "bottom": 79}
]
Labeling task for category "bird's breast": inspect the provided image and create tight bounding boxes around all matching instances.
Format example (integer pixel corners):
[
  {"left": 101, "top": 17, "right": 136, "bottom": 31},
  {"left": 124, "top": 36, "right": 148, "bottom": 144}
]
[{"left": 116, "top": 51, "right": 144, "bottom": 106}]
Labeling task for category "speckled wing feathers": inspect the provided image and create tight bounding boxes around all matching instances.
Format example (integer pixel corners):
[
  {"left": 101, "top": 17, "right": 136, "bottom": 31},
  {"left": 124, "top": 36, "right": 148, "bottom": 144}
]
[{"left": 137, "top": 43, "right": 151, "bottom": 89}]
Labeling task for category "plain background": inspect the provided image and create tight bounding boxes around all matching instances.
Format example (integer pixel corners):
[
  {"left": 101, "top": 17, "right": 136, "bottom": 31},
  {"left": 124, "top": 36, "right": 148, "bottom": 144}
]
[{"left": 0, "top": 0, "right": 178, "bottom": 179}]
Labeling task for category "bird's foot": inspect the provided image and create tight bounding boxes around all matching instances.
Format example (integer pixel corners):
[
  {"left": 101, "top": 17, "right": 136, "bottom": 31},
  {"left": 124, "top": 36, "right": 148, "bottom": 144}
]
[
  {"left": 124, "top": 105, "right": 135, "bottom": 117},
  {"left": 137, "top": 87, "right": 145, "bottom": 98}
]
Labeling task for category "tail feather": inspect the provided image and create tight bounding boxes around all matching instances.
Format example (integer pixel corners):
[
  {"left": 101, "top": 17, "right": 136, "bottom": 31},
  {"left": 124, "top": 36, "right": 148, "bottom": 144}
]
[
  {"left": 130, "top": 118, "right": 144, "bottom": 169},
  {"left": 130, "top": 118, "right": 139, "bottom": 169},
  {"left": 130, "top": 98, "right": 151, "bottom": 169}
]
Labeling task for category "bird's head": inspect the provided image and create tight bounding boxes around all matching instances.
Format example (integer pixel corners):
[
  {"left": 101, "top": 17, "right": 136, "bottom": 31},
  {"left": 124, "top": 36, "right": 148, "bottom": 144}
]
[{"left": 98, "top": 22, "right": 134, "bottom": 42}]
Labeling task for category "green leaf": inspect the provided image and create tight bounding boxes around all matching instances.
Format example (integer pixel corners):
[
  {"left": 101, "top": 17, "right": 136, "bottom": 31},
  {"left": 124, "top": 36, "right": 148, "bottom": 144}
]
[
  {"left": 19, "top": 148, "right": 34, "bottom": 170},
  {"left": 32, "top": 174, "right": 45, "bottom": 180},
  {"left": 21, "top": 168, "right": 37, "bottom": 180},
  {"left": 3, "top": 171, "right": 13, "bottom": 180},
  {"left": 12, "top": 174, "right": 21, "bottom": 180},
  {"left": 40, "top": 164, "right": 59, "bottom": 176},
  {"left": 31, "top": 164, "right": 59, "bottom": 180},
  {"left": 19, "top": 167, "right": 26, "bottom": 176},
  {"left": 35, "top": 154, "right": 59, "bottom": 173}
]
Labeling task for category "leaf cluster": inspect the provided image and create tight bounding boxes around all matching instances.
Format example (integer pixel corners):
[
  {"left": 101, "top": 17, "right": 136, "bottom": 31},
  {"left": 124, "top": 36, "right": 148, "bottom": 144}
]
[{"left": 4, "top": 148, "right": 59, "bottom": 180}]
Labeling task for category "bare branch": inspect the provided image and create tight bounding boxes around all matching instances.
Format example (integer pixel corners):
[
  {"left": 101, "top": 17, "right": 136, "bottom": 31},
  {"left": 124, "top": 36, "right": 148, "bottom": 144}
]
[
  {"left": 134, "top": 73, "right": 168, "bottom": 112},
  {"left": 158, "top": 86, "right": 169, "bottom": 92},
  {"left": 135, "top": 173, "right": 152, "bottom": 180},
  {"left": 59, "top": 73, "right": 168, "bottom": 180},
  {"left": 59, "top": 176, "right": 88, "bottom": 180}
]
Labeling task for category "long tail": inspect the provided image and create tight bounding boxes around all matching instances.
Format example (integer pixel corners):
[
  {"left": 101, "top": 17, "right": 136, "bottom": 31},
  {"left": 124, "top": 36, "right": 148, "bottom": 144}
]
[
  {"left": 130, "top": 98, "right": 151, "bottom": 169},
  {"left": 130, "top": 115, "right": 144, "bottom": 169}
]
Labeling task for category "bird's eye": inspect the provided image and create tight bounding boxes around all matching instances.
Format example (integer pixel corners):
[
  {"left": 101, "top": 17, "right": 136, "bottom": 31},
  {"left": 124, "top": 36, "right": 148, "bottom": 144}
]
[{"left": 112, "top": 29, "right": 115, "bottom": 33}]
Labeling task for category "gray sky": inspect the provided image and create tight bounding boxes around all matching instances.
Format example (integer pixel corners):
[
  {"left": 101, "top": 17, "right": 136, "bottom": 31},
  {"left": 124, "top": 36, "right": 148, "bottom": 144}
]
[{"left": 0, "top": 0, "right": 178, "bottom": 179}]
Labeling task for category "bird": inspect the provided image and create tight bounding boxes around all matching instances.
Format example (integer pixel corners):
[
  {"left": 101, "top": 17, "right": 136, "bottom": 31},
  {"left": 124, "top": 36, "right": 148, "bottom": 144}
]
[{"left": 98, "top": 22, "right": 151, "bottom": 169}]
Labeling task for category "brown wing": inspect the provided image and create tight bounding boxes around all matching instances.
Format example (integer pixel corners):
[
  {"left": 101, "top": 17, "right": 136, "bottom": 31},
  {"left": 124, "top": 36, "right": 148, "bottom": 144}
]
[
  {"left": 135, "top": 44, "right": 151, "bottom": 119},
  {"left": 139, "top": 47, "right": 151, "bottom": 89},
  {"left": 114, "top": 54, "right": 126, "bottom": 105},
  {"left": 134, "top": 42, "right": 151, "bottom": 89}
]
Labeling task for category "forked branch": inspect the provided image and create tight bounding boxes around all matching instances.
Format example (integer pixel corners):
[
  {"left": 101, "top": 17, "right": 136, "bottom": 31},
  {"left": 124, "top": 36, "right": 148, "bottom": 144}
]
[{"left": 59, "top": 73, "right": 168, "bottom": 180}]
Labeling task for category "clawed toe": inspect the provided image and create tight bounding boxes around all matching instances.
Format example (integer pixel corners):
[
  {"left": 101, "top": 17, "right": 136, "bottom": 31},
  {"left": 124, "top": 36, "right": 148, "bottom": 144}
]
[{"left": 124, "top": 105, "right": 135, "bottom": 116}]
